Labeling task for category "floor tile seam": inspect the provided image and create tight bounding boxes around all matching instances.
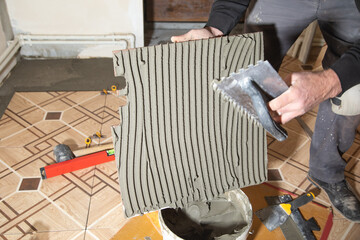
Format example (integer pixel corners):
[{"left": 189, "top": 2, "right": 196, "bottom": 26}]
[
  {"left": 37, "top": 190, "right": 85, "bottom": 229},
  {"left": 344, "top": 172, "right": 360, "bottom": 183},
  {"left": 61, "top": 92, "right": 102, "bottom": 114},
  {"left": 16, "top": 104, "right": 45, "bottom": 119},
  {"left": 0, "top": 191, "right": 18, "bottom": 206},
  {"left": 16, "top": 93, "right": 48, "bottom": 114},
  {"left": 343, "top": 152, "right": 360, "bottom": 162},
  {"left": 86, "top": 203, "right": 124, "bottom": 230},
  {"left": 0, "top": 198, "right": 50, "bottom": 234},
  {"left": 84, "top": 229, "right": 100, "bottom": 240},
  {"left": 269, "top": 180, "right": 330, "bottom": 206},
  {"left": 10, "top": 149, "right": 53, "bottom": 172},
  {"left": 145, "top": 214, "right": 162, "bottom": 235},
  {"left": 31, "top": 92, "right": 76, "bottom": 110},
  {"left": 61, "top": 173, "right": 94, "bottom": 194},
  {"left": 340, "top": 222, "right": 355, "bottom": 240},
  {"left": 91, "top": 181, "right": 119, "bottom": 197},
  {"left": 70, "top": 230, "right": 85, "bottom": 240},
  {"left": 284, "top": 124, "right": 310, "bottom": 140},
  {"left": 277, "top": 138, "right": 310, "bottom": 170},
  {"left": 0, "top": 158, "right": 22, "bottom": 180},
  {"left": 84, "top": 167, "right": 98, "bottom": 232},
  {"left": 48, "top": 184, "right": 85, "bottom": 202},
  {"left": 287, "top": 158, "right": 310, "bottom": 171},
  {"left": 3, "top": 108, "right": 38, "bottom": 129},
  {"left": 0, "top": 119, "right": 48, "bottom": 144},
  {"left": 67, "top": 105, "right": 104, "bottom": 125},
  {"left": 93, "top": 168, "right": 120, "bottom": 186},
  {"left": 59, "top": 119, "right": 100, "bottom": 145}
]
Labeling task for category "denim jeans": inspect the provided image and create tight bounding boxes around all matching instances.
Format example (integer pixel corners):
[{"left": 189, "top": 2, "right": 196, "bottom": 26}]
[{"left": 244, "top": 0, "right": 360, "bottom": 183}]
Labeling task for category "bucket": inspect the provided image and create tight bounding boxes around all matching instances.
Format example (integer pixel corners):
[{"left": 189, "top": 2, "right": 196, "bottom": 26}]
[{"left": 159, "top": 189, "right": 252, "bottom": 240}]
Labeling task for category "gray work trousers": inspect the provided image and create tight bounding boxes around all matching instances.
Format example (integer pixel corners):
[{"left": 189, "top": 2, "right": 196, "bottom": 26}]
[{"left": 244, "top": 0, "right": 360, "bottom": 183}]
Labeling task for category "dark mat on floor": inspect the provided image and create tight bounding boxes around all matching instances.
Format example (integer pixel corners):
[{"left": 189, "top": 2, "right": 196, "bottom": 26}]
[{"left": 0, "top": 58, "right": 125, "bottom": 118}]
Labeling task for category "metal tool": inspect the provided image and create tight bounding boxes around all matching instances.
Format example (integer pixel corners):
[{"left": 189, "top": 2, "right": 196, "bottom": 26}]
[
  {"left": 41, "top": 143, "right": 114, "bottom": 179},
  {"left": 265, "top": 194, "right": 320, "bottom": 240},
  {"left": 213, "top": 60, "right": 289, "bottom": 141},
  {"left": 255, "top": 192, "right": 315, "bottom": 231}
]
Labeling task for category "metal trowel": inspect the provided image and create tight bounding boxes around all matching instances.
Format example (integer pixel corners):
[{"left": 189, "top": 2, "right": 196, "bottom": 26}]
[
  {"left": 213, "top": 60, "right": 289, "bottom": 141},
  {"left": 255, "top": 192, "right": 315, "bottom": 231}
]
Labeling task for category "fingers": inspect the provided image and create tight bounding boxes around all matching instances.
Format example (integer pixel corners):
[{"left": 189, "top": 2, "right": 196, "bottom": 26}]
[
  {"left": 171, "top": 28, "right": 215, "bottom": 43},
  {"left": 171, "top": 33, "right": 191, "bottom": 43},
  {"left": 268, "top": 88, "right": 305, "bottom": 124},
  {"left": 278, "top": 111, "right": 301, "bottom": 124},
  {"left": 268, "top": 89, "right": 294, "bottom": 112}
]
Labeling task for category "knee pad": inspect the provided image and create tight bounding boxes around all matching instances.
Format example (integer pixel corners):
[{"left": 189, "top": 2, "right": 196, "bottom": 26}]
[{"left": 331, "top": 84, "right": 360, "bottom": 116}]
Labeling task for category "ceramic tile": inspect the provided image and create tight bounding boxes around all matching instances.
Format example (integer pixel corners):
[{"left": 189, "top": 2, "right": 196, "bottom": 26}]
[
  {"left": 267, "top": 169, "right": 282, "bottom": 181},
  {"left": 266, "top": 181, "right": 297, "bottom": 193},
  {"left": 88, "top": 229, "right": 123, "bottom": 240},
  {"left": 45, "top": 112, "right": 62, "bottom": 120},
  {"left": 20, "top": 107, "right": 46, "bottom": 125},
  {"left": 52, "top": 128, "right": 88, "bottom": 150},
  {"left": 0, "top": 43, "right": 354, "bottom": 239},
  {"left": 0, "top": 128, "right": 40, "bottom": 147},
  {"left": 110, "top": 213, "right": 162, "bottom": 240},
  {"left": 268, "top": 130, "right": 308, "bottom": 159},
  {"left": 0, "top": 165, "right": 20, "bottom": 199},
  {"left": 345, "top": 223, "right": 360, "bottom": 240},
  {"left": 62, "top": 107, "right": 87, "bottom": 125},
  {"left": 65, "top": 91, "right": 100, "bottom": 104},
  {"left": 18, "top": 92, "right": 55, "bottom": 106},
  {"left": 267, "top": 150, "right": 287, "bottom": 169},
  {"left": 344, "top": 141, "right": 360, "bottom": 161},
  {"left": 0, "top": 147, "right": 34, "bottom": 167},
  {"left": 79, "top": 94, "right": 108, "bottom": 113},
  {"left": 289, "top": 141, "right": 311, "bottom": 168},
  {"left": 88, "top": 204, "right": 127, "bottom": 230},
  {"left": 280, "top": 162, "right": 308, "bottom": 188},
  {"left": 328, "top": 217, "right": 354, "bottom": 240},
  {"left": 19, "top": 178, "right": 41, "bottom": 191},
  {"left": 0, "top": 192, "right": 82, "bottom": 235},
  {"left": 6, "top": 93, "right": 36, "bottom": 114},
  {"left": 0, "top": 115, "right": 25, "bottom": 142},
  {"left": 52, "top": 186, "right": 91, "bottom": 226}
]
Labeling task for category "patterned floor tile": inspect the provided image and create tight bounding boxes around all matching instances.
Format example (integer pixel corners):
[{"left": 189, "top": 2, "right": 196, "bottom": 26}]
[
  {"left": 268, "top": 129, "right": 308, "bottom": 159},
  {"left": 0, "top": 45, "right": 358, "bottom": 240}
]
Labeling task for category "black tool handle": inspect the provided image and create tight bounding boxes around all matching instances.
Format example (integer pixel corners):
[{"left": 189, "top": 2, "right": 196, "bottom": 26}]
[
  {"left": 239, "top": 77, "right": 288, "bottom": 141},
  {"left": 291, "top": 192, "right": 315, "bottom": 210}
]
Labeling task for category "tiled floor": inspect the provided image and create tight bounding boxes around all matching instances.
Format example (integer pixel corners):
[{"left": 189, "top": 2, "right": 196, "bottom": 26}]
[{"left": 0, "top": 54, "right": 359, "bottom": 239}]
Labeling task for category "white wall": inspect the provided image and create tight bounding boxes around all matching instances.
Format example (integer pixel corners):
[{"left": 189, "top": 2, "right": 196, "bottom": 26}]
[
  {"left": 0, "top": 21, "right": 6, "bottom": 53},
  {"left": 5, "top": 0, "right": 144, "bottom": 57}
]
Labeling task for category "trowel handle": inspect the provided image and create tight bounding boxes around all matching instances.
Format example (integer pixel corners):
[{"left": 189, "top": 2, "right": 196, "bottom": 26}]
[{"left": 290, "top": 192, "right": 315, "bottom": 210}]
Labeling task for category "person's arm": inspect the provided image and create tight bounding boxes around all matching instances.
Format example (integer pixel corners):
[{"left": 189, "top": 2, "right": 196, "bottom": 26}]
[
  {"left": 330, "top": 40, "right": 360, "bottom": 94},
  {"left": 171, "top": 0, "right": 250, "bottom": 42},
  {"left": 268, "top": 41, "right": 360, "bottom": 124},
  {"left": 205, "top": 0, "right": 250, "bottom": 35}
]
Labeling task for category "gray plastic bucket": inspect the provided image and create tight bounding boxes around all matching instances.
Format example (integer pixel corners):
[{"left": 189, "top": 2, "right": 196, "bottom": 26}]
[{"left": 159, "top": 189, "right": 252, "bottom": 240}]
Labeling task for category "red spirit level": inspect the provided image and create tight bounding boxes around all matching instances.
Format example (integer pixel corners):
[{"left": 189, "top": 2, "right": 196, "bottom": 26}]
[{"left": 40, "top": 149, "right": 115, "bottom": 179}]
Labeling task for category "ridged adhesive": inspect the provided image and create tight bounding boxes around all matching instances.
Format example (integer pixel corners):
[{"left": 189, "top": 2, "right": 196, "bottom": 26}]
[{"left": 112, "top": 33, "right": 267, "bottom": 217}]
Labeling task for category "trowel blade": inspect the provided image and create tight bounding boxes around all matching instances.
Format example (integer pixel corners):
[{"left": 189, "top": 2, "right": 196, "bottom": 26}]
[
  {"left": 255, "top": 205, "right": 289, "bottom": 231},
  {"left": 213, "top": 60, "right": 288, "bottom": 141}
]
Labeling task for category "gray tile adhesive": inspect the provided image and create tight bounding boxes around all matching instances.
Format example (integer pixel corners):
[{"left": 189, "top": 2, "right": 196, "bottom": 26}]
[{"left": 112, "top": 32, "right": 267, "bottom": 217}]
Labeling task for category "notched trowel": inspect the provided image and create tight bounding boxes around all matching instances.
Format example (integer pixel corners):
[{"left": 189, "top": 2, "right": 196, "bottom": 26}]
[{"left": 213, "top": 60, "right": 288, "bottom": 141}]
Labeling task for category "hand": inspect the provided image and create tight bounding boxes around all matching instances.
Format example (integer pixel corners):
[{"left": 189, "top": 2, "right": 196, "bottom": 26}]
[
  {"left": 171, "top": 26, "right": 223, "bottom": 43},
  {"left": 268, "top": 69, "right": 342, "bottom": 124}
]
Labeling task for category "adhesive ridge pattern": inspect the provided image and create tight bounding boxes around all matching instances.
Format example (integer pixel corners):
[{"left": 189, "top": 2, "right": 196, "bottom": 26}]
[{"left": 112, "top": 33, "right": 267, "bottom": 217}]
